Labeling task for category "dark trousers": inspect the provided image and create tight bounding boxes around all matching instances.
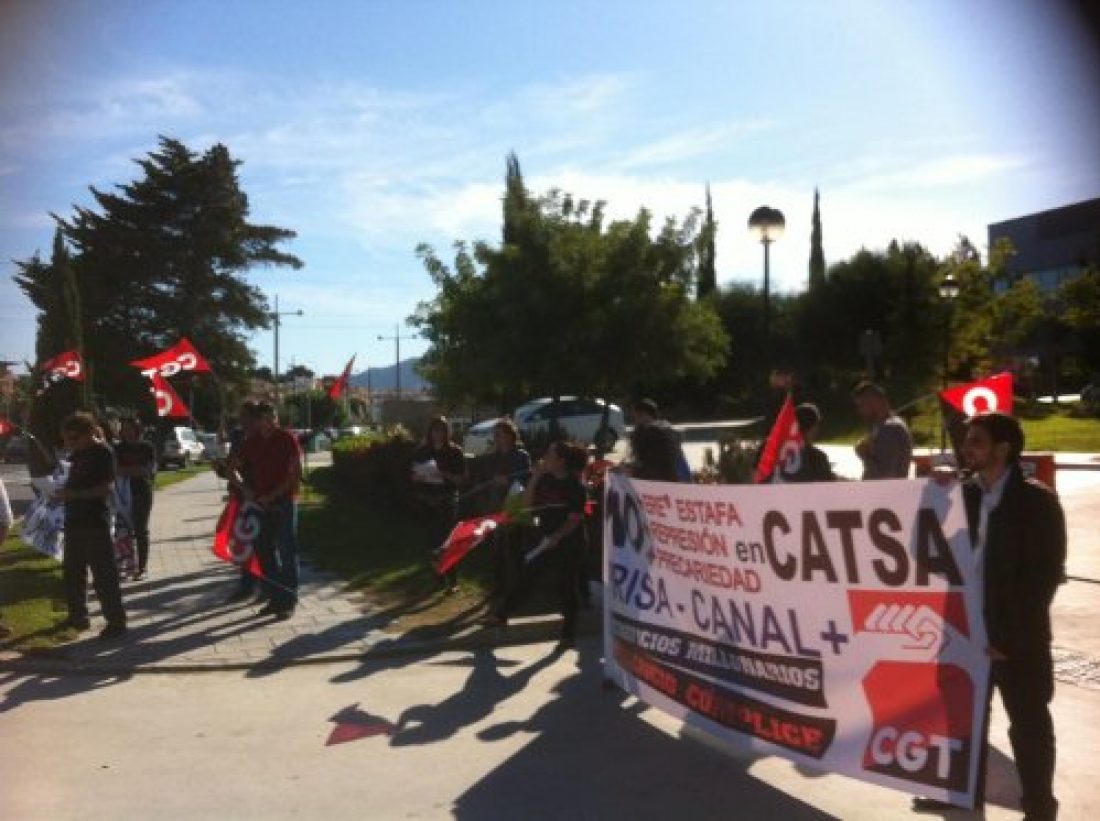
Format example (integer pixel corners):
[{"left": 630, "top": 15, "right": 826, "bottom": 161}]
[
  {"left": 64, "top": 525, "right": 126, "bottom": 627},
  {"left": 130, "top": 484, "right": 153, "bottom": 571},
  {"left": 422, "top": 495, "right": 457, "bottom": 586},
  {"left": 253, "top": 500, "right": 299, "bottom": 611},
  {"left": 498, "top": 536, "right": 581, "bottom": 641},
  {"left": 994, "top": 649, "right": 1058, "bottom": 819}
]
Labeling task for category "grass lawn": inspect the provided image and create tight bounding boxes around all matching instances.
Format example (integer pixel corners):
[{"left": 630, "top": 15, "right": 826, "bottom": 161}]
[
  {"left": 0, "top": 524, "right": 77, "bottom": 651},
  {"left": 297, "top": 466, "right": 503, "bottom": 632},
  {"left": 823, "top": 404, "right": 1100, "bottom": 452},
  {"left": 0, "top": 467, "right": 214, "bottom": 651}
]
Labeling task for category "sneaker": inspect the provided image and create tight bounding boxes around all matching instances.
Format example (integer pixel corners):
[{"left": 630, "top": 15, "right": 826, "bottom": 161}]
[
  {"left": 99, "top": 623, "right": 128, "bottom": 641},
  {"left": 133, "top": 569, "right": 148, "bottom": 581},
  {"left": 273, "top": 608, "right": 295, "bottom": 622}
]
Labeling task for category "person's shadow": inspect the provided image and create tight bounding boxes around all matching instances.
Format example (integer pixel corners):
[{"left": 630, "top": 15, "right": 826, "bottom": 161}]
[
  {"left": 389, "top": 645, "right": 565, "bottom": 747},
  {"left": 453, "top": 638, "right": 836, "bottom": 820}
]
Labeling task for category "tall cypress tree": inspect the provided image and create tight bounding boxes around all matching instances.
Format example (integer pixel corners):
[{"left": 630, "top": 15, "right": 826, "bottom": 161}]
[
  {"left": 809, "top": 187, "right": 825, "bottom": 289},
  {"left": 696, "top": 184, "right": 718, "bottom": 299}
]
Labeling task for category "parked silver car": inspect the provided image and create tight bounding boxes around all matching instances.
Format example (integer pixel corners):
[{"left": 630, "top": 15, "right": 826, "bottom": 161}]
[
  {"left": 158, "top": 426, "right": 205, "bottom": 468},
  {"left": 463, "top": 397, "right": 625, "bottom": 454}
]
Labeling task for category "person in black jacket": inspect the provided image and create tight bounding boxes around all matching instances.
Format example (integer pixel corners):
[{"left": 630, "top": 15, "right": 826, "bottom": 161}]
[
  {"left": 114, "top": 417, "right": 157, "bottom": 580},
  {"left": 785, "top": 403, "right": 836, "bottom": 483},
  {"left": 962, "top": 413, "right": 1065, "bottom": 821}
]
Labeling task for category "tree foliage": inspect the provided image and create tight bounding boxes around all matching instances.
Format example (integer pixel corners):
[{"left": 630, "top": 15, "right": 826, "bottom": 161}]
[
  {"left": 412, "top": 156, "right": 728, "bottom": 407},
  {"left": 13, "top": 136, "right": 303, "bottom": 429}
]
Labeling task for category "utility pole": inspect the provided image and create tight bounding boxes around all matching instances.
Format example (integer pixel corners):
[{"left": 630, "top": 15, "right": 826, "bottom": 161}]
[
  {"left": 377, "top": 324, "right": 417, "bottom": 398},
  {"left": 270, "top": 294, "right": 303, "bottom": 410}
]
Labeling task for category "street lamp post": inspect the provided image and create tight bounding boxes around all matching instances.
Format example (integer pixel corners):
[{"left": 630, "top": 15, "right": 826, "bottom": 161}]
[
  {"left": 748, "top": 206, "right": 786, "bottom": 354},
  {"left": 269, "top": 294, "right": 303, "bottom": 409},
  {"left": 377, "top": 324, "right": 417, "bottom": 398},
  {"left": 938, "top": 272, "right": 961, "bottom": 452}
]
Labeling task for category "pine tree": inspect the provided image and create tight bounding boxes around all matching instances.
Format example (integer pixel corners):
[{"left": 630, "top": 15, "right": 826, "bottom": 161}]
[
  {"left": 809, "top": 187, "right": 825, "bottom": 289},
  {"left": 14, "top": 136, "right": 303, "bottom": 424},
  {"left": 696, "top": 184, "right": 718, "bottom": 299}
]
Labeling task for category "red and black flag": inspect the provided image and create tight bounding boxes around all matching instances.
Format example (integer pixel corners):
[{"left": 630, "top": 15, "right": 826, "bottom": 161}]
[
  {"left": 753, "top": 394, "right": 803, "bottom": 484},
  {"left": 434, "top": 513, "right": 509, "bottom": 575},
  {"left": 328, "top": 354, "right": 356, "bottom": 400},
  {"left": 938, "top": 372, "right": 1014, "bottom": 456},
  {"left": 36, "top": 350, "right": 85, "bottom": 394}
]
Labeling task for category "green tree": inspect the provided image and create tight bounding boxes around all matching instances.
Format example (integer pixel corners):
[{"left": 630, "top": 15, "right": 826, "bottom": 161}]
[
  {"left": 14, "top": 137, "right": 303, "bottom": 427},
  {"left": 696, "top": 184, "right": 718, "bottom": 299},
  {"left": 413, "top": 155, "right": 728, "bottom": 408},
  {"left": 808, "top": 187, "right": 825, "bottom": 289}
]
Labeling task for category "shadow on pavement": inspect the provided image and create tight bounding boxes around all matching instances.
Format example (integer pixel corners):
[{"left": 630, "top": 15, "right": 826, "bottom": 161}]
[
  {"left": 249, "top": 593, "right": 487, "bottom": 679},
  {"left": 0, "top": 668, "right": 132, "bottom": 714},
  {"left": 442, "top": 640, "right": 836, "bottom": 820}
]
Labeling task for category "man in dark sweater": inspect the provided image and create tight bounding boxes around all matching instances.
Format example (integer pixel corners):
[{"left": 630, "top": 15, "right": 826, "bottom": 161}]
[{"left": 57, "top": 412, "right": 127, "bottom": 639}]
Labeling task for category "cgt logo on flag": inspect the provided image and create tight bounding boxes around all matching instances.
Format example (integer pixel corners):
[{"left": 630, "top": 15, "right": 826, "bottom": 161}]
[
  {"left": 130, "top": 337, "right": 213, "bottom": 379},
  {"left": 212, "top": 495, "right": 263, "bottom": 576},
  {"left": 149, "top": 372, "right": 191, "bottom": 419},
  {"left": 754, "top": 394, "right": 803, "bottom": 484},
  {"left": 37, "top": 350, "right": 85, "bottom": 393}
]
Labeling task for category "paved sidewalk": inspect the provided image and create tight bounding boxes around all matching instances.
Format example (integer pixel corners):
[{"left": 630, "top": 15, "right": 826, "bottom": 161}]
[{"left": 2, "top": 470, "right": 564, "bottom": 673}]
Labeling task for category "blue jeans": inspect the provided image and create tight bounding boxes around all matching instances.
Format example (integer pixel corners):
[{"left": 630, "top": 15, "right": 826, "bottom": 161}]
[{"left": 255, "top": 499, "right": 299, "bottom": 610}]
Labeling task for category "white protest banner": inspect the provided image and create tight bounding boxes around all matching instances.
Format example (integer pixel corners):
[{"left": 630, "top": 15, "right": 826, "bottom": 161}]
[{"left": 603, "top": 472, "right": 990, "bottom": 808}]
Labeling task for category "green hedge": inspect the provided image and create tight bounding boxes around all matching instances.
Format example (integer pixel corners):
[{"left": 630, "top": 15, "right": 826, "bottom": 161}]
[{"left": 331, "top": 426, "right": 418, "bottom": 505}]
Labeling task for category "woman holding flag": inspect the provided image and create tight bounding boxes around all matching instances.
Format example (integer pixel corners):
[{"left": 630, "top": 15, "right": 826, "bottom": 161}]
[
  {"left": 411, "top": 417, "right": 466, "bottom": 592},
  {"left": 487, "top": 440, "right": 588, "bottom": 649}
]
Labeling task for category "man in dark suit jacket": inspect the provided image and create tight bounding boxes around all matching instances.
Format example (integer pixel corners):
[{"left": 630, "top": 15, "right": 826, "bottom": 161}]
[{"left": 962, "top": 412, "right": 1066, "bottom": 821}]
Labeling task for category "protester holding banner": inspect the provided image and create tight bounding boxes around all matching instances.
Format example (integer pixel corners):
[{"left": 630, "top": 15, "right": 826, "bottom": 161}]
[
  {"left": 56, "top": 412, "right": 127, "bottom": 639},
  {"left": 411, "top": 417, "right": 466, "bottom": 592},
  {"left": 961, "top": 412, "right": 1065, "bottom": 821},
  {"left": 114, "top": 417, "right": 156, "bottom": 580},
  {"left": 852, "top": 381, "right": 912, "bottom": 479},
  {"left": 234, "top": 402, "right": 303, "bottom": 620},
  {"left": 627, "top": 399, "right": 690, "bottom": 482},
  {"left": 0, "top": 478, "right": 12, "bottom": 639},
  {"left": 787, "top": 403, "right": 836, "bottom": 483},
  {"left": 489, "top": 441, "right": 587, "bottom": 648}
]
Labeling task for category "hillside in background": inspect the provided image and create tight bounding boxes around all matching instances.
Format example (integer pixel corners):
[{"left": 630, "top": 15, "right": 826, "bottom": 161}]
[{"left": 348, "top": 357, "right": 429, "bottom": 392}]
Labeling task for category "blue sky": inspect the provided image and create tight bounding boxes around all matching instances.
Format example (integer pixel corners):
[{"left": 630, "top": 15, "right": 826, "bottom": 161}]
[{"left": 2, "top": 0, "right": 1098, "bottom": 377}]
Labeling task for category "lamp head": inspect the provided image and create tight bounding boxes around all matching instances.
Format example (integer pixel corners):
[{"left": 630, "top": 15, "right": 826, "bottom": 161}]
[{"left": 748, "top": 206, "right": 786, "bottom": 244}]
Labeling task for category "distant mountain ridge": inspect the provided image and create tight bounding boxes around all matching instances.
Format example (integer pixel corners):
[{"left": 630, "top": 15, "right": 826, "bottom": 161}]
[{"left": 348, "top": 357, "right": 429, "bottom": 392}]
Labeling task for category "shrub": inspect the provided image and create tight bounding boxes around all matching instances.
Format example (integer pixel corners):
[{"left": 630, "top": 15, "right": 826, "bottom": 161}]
[{"left": 331, "top": 425, "right": 418, "bottom": 506}]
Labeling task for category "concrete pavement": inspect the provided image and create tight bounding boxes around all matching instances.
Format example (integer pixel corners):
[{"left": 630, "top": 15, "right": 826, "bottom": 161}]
[{"left": 2, "top": 637, "right": 1100, "bottom": 820}]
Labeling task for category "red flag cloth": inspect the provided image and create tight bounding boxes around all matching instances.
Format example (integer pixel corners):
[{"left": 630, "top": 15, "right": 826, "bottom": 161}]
[
  {"left": 130, "top": 337, "right": 213, "bottom": 379},
  {"left": 434, "top": 513, "right": 509, "bottom": 575},
  {"left": 148, "top": 372, "right": 191, "bottom": 419},
  {"left": 938, "top": 372, "right": 1014, "bottom": 457},
  {"left": 37, "top": 350, "right": 85, "bottom": 392},
  {"left": 939, "top": 372, "right": 1014, "bottom": 417},
  {"left": 753, "top": 394, "right": 804, "bottom": 484},
  {"left": 328, "top": 354, "right": 356, "bottom": 400},
  {"left": 212, "top": 495, "right": 263, "bottom": 576}
]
